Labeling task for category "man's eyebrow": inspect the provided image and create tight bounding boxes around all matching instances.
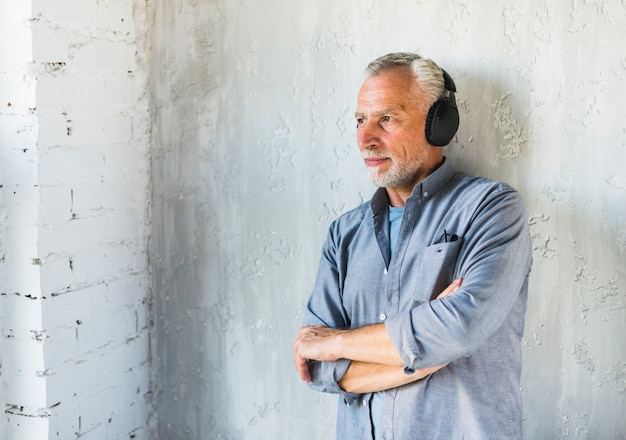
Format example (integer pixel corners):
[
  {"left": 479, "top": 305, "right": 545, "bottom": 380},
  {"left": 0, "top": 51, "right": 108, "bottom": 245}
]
[{"left": 354, "top": 107, "right": 404, "bottom": 118}]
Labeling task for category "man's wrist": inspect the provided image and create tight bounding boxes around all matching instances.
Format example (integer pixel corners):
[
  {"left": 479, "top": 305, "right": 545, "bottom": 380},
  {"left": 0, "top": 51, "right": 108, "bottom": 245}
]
[{"left": 332, "top": 328, "right": 349, "bottom": 360}]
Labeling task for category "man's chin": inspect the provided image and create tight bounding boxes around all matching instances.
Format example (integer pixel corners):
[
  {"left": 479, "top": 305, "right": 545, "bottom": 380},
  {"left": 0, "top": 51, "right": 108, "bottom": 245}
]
[{"left": 367, "top": 171, "right": 391, "bottom": 188}]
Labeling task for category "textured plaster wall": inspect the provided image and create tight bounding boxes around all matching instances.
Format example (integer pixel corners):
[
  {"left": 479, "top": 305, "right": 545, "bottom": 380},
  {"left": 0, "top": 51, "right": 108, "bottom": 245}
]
[
  {"left": 150, "top": 0, "right": 626, "bottom": 439},
  {"left": 1, "top": 1, "right": 153, "bottom": 439}
]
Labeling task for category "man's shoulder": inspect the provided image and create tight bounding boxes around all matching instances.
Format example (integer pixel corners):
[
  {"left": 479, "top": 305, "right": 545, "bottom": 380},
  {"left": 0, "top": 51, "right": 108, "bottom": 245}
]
[
  {"left": 331, "top": 199, "right": 371, "bottom": 228},
  {"left": 444, "top": 172, "right": 528, "bottom": 224},
  {"left": 319, "top": 200, "right": 372, "bottom": 245},
  {"left": 448, "top": 171, "right": 521, "bottom": 199}
]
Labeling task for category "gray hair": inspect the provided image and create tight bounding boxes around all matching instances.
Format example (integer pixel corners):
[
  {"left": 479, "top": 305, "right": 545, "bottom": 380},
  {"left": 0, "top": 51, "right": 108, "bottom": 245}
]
[{"left": 365, "top": 52, "right": 447, "bottom": 109}]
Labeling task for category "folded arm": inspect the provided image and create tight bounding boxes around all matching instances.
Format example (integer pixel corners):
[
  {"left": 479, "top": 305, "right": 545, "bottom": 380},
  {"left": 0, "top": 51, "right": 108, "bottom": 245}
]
[
  {"left": 294, "top": 278, "right": 461, "bottom": 388},
  {"left": 337, "top": 361, "right": 446, "bottom": 393}
]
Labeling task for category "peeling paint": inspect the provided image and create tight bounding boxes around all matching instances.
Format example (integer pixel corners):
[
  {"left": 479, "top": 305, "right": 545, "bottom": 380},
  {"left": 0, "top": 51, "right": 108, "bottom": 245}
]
[
  {"left": 605, "top": 362, "right": 626, "bottom": 394},
  {"left": 492, "top": 92, "right": 528, "bottom": 158},
  {"left": 572, "top": 339, "right": 595, "bottom": 372}
]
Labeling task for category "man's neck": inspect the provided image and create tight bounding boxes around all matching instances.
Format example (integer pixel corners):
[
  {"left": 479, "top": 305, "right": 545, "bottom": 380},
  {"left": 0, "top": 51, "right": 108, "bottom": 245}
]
[
  {"left": 386, "top": 188, "right": 411, "bottom": 207},
  {"left": 385, "top": 157, "right": 446, "bottom": 207}
]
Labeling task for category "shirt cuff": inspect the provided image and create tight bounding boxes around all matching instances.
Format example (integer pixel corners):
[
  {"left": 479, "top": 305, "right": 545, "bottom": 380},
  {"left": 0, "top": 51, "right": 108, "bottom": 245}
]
[
  {"left": 385, "top": 311, "right": 421, "bottom": 369},
  {"left": 308, "top": 359, "right": 362, "bottom": 405}
]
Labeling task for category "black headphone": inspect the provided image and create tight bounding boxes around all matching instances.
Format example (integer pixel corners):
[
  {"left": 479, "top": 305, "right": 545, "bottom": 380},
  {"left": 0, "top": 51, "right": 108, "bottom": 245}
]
[{"left": 425, "top": 69, "right": 459, "bottom": 146}]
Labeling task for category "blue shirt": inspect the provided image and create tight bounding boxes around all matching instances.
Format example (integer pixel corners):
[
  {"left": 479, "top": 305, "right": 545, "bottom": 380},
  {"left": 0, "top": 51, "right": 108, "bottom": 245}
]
[
  {"left": 303, "top": 159, "right": 532, "bottom": 440},
  {"left": 371, "top": 205, "right": 404, "bottom": 438}
]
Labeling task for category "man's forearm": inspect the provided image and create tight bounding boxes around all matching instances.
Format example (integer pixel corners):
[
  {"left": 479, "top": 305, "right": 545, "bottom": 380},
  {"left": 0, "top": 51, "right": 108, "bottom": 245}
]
[
  {"left": 294, "top": 322, "right": 403, "bottom": 370},
  {"left": 337, "top": 323, "right": 404, "bottom": 366},
  {"left": 294, "top": 323, "right": 402, "bottom": 383},
  {"left": 338, "top": 360, "right": 447, "bottom": 394},
  {"left": 336, "top": 279, "right": 462, "bottom": 367}
]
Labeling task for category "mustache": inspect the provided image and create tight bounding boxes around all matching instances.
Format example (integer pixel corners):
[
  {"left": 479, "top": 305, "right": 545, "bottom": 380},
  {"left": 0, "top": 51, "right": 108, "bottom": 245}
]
[{"left": 361, "top": 149, "right": 389, "bottom": 160}]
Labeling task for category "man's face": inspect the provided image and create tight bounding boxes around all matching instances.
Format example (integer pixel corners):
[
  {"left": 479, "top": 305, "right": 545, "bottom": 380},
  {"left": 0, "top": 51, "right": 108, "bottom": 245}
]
[{"left": 355, "top": 68, "right": 443, "bottom": 194}]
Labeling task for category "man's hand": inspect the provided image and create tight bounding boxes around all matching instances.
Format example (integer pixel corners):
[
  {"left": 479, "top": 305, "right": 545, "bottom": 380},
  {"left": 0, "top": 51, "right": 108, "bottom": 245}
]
[
  {"left": 294, "top": 326, "right": 346, "bottom": 382},
  {"left": 436, "top": 277, "right": 462, "bottom": 299}
]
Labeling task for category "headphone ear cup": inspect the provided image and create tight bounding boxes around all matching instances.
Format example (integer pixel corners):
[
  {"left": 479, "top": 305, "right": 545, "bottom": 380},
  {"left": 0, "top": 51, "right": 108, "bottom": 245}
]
[{"left": 425, "top": 98, "right": 459, "bottom": 146}]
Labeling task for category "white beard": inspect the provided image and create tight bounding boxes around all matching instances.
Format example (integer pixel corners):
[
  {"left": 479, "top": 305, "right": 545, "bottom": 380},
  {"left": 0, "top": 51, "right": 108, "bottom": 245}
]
[{"left": 363, "top": 151, "right": 420, "bottom": 188}]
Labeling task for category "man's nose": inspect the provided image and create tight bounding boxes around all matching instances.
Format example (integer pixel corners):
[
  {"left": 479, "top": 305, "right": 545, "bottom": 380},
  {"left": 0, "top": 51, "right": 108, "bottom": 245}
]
[{"left": 357, "top": 121, "right": 381, "bottom": 150}]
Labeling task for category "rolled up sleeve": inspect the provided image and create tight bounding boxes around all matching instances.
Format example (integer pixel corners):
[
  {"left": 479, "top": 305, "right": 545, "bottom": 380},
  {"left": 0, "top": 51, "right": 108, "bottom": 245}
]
[{"left": 307, "top": 359, "right": 362, "bottom": 404}]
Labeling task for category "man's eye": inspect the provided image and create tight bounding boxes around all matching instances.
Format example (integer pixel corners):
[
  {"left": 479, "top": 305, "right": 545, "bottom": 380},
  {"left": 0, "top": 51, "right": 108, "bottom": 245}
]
[{"left": 381, "top": 116, "right": 392, "bottom": 123}]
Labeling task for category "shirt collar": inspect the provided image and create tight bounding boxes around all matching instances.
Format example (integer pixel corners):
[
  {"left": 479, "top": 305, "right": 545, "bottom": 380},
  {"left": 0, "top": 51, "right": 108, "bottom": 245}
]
[{"left": 370, "top": 157, "right": 456, "bottom": 216}]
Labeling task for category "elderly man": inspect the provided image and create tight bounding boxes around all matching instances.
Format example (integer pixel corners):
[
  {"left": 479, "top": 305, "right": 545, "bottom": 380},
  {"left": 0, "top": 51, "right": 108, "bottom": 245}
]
[{"left": 294, "top": 52, "right": 532, "bottom": 439}]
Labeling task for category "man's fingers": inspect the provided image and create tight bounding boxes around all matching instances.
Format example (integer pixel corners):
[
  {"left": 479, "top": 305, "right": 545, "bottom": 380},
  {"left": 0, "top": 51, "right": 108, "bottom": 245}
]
[
  {"left": 294, "top": 329, "right": 313, "bottom": 382},
  {"left": 436, "top": 277, "right": 463, "bottom": 299},
  {"left": 295, "top": 356, "right": 311, "bottom": 383},
  {"left": 294, "top": 344, "right": 312, "bottom": 382},
  {"left": 294, "top": 324, "right": 342, "bottom": 382}
]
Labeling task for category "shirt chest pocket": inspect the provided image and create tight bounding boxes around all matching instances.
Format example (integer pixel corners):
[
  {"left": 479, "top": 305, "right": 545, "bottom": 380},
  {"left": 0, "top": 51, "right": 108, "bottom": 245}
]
[{"left": 407, "top": 239, "right": 463, "bottom": 304}]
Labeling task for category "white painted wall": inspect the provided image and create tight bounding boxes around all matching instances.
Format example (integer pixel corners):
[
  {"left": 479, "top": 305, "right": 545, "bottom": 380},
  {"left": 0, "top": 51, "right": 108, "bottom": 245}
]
[
  {"left": 1, "top": 1, "right": 153, "bottom": 439},
  {"left": 149, "top": 0, "right": 626, "bottom": 439},
  {"left": 1, "top": 2, "right": 47, "bottom": 438}
]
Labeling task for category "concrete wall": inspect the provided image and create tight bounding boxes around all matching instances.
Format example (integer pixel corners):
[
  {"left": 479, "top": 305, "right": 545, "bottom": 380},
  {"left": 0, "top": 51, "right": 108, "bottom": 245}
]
[
  {"left": 1, "top": 1, "right": 153, "bottom": 439},
  {"left": 149, "top": 0, "right": 626, "bottom": 439}
]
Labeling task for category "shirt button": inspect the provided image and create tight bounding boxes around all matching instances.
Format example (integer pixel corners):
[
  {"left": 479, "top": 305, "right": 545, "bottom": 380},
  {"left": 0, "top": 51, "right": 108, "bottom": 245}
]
[
  {"left": 423, "top": 191, "right": 429, "bottom": 197},
  {"left": 380, "top": 313, "right": 387, "bottom": 321},
  {"left": 384, "top": 268, "right": 388, "bottom": 275}
]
